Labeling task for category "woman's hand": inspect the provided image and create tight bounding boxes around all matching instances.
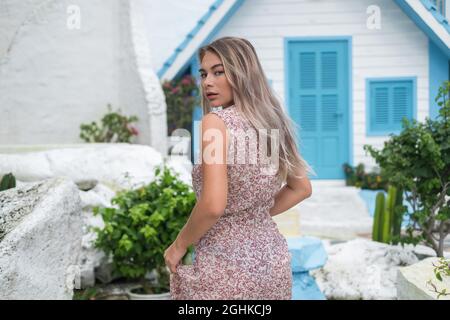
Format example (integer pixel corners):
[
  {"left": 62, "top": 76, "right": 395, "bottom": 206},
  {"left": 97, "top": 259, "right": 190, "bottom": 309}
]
[{"left": 164, "top": 239, "right": 187, "bottom": 274}]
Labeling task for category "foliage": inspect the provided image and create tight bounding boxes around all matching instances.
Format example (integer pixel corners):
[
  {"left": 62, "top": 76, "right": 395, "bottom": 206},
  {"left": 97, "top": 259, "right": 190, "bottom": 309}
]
[
  {"left": 364, "top": 81, "right": 450, "bottom": 257},
  {"left": 372, "top": 186, "right": 405, "bottom": 244},
  {"left": 162, "top": 75, "right": 200, "bottom": 136},
  {"left": 0, "top": 173, "right": 16, "bottom": 192},
  {"left": 427, "top": 257, "right": 450, "bottom": 299},
  {"left": 80, "top": 104, "right": 139, "bottom": 143},
  {"left": 92, "top": 164, "right": 196, "bottom": 293},
  {"left": 73, "top": 287, "right": 99, "bottom": 300},
  {"left": 343, "top": 163, "right": 389, "bottom": 190}
]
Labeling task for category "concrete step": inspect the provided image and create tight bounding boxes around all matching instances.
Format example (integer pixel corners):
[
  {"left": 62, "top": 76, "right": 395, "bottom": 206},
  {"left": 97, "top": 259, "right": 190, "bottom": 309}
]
[{"left": 274, "top": 181, "right": 373, "bottom": 241}]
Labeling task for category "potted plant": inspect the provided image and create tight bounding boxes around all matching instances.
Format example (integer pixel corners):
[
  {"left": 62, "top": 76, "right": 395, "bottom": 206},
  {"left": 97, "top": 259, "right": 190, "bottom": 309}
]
[
  {"left": 92, "top": 164, "right": 196, "bottom": 299},
  {"left": 80, "top": 104, "right": 139, "bottom": 143}
]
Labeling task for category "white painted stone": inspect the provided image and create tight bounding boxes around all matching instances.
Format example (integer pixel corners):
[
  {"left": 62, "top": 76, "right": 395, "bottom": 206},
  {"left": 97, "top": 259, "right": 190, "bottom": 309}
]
[
  {"left": 77, "top": 183, "right": 116, "bottom": 288},
  {"left": 0, "top": 177, "right": 83, "bottom": 299},
  {"left": 397, "top": 257, "right": 450, "bottom": 300},
  {"left": 311, "top": 238, "right": 419, "bottom": 300},
  {"left": 0, "top": 144, "right": 186, "bottom": 190},
  {"left": 165, "top": 155, "right": 194, "bottom": 185}
]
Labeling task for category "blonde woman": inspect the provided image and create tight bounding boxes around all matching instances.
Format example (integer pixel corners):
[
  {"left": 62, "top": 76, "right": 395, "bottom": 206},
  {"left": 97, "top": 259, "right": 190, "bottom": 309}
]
[{"left": 164, "top": 36, "right": 314, "bottom": 299}]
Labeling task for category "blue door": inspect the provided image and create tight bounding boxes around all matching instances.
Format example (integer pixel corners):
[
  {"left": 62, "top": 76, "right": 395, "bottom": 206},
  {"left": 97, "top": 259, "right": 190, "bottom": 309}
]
[{"left": 287, "top": 39, "right": 350, "bottom": 179}]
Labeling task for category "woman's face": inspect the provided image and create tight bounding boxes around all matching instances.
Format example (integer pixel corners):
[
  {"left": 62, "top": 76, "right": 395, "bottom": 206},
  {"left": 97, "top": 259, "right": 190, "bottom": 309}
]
[{"left": 199, "top": 51, "right": 234, "bottom": 108}]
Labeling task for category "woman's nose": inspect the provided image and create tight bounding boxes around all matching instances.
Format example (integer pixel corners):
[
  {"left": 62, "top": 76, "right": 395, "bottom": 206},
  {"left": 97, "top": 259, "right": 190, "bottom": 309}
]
[{"left": 204, "top": 73, "right": 214, "bottom": 86}]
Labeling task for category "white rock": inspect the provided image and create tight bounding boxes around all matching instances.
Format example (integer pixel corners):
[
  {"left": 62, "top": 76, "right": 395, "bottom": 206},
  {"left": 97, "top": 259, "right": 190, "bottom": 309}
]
[
  {"left": 397, "top": 257, "right": 450, "bottom": 300},
  {"left": 79, "top": 183, "right": 117, "bottom": 210},
  {"left": 165, "top": 155, "right": 194, "bottom": 186},
  {"left": 0, "top": 144, "right": 164, "bottom": 191},
  {"left": 0, "top": 144, "right": 194, "bottom": 191},
  {"left": 77, "top": 183, "right": 118, "bottom": 289},
  {"left": 310, "top": 238, "right": 419, "bottom": 300},
  {"left": 0, "top": 177, "right": 83, "bottom": 299}
]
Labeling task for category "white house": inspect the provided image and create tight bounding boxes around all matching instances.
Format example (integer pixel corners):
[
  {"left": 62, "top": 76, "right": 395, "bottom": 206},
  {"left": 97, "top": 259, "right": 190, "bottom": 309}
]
[{"left": 157, "top": 0, "right": 450, "bottom": 180}]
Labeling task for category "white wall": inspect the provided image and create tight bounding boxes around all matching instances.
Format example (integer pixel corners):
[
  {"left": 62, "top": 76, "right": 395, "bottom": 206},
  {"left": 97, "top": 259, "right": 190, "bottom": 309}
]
[
  {"left": 213, "top": 0, "right": 429, "bottom": 170},
  {"left": 0, "top": 0, "right": 166, "bottom": 154}
]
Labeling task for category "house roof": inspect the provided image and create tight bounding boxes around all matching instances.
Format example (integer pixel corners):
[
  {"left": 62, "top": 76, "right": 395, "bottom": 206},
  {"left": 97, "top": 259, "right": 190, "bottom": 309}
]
[
  {"left": 395, "top": 0, "right": 450, "bottom": 58},
  {"left": 158, "top": 0, "right": 450, "bottom": 81},
  {"left": 142, "top": 0, "right": 215, "bottom": 75},
  {"left": 157, "top": 0, "right": 244, "bottom": 81}
]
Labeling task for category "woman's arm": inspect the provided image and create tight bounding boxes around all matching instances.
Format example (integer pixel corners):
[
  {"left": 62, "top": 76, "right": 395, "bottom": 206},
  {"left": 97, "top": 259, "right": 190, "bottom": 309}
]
[
  {"left": 269, "top": 166, "right": 312, "bottom": 217},
  {"left": 174, "top": 113, "right": 229, "bottom": 250}
]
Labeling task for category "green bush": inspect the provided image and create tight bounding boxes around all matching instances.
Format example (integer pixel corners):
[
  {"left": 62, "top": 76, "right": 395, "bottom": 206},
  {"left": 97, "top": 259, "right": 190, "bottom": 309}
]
[
  {"left": 163, "top": 75, "right": 200, "bottom": 136},
  {"left": 364, "top": 80, "right": 450, "bottom": 257},
  {"left": 80, "top": 104, "right": 139, "bottom": 143},
  {"left": 0, "top": 173, "right": 16, "bottom": 192},
  {"left": 343, "top": 163, "right": 388, "bottom": 190},
  {"left": 92, "top": 164, "right": 196, "bottom": 293}
]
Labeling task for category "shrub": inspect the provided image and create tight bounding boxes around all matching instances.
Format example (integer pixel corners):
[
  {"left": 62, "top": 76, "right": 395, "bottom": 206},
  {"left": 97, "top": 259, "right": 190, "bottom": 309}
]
[
  {"left": 0, "top": 173, "right": 16, "bottom": 192},
  {"left": 163, "top": 75, "right": 200, "bottom": 136},
  {"left": 92, "top": 164, "right": 196, "bottom": 292},
  {"left": 364, "top": 81, "right": 450, "bottom": 257},
  {"left": 342, "top": 163, "right": 388, "bottom": 190},
  {"left": 80, "top": 104, "right": 139, "bottom": 143}
]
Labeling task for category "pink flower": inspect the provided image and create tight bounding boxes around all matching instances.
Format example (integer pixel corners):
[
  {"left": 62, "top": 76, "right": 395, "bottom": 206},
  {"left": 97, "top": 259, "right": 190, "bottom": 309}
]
[
  {"left": 181, "top": 78, "right": 191, "bottom": 85},
  {"left": 128, "top": 125, "right": 139, "bottom": 136},
  {"left": 171, "top": 87, "right": 180, "bottom": 94}
]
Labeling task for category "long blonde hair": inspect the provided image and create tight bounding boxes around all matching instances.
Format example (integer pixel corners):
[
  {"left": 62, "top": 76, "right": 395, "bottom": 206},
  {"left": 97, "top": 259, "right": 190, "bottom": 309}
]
[{"left": 198, "top": 36, "right": 316, "bottom": 184}]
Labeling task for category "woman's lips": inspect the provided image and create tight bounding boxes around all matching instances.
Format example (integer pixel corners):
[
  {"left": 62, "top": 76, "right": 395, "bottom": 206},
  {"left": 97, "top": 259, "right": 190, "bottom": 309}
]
[{"left": 207, "top": 93, "right": 218, "bottom": 100}]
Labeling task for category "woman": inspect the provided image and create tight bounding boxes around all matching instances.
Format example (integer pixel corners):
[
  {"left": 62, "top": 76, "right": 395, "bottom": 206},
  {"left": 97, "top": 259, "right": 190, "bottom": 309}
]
[{"left": 164, "top": 36, "right": 314, "bottom": 300}]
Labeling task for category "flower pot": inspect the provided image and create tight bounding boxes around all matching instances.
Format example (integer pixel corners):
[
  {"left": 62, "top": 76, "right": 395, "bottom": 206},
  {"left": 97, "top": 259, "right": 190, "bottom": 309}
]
[{"left": 126, "top": 286, "right": 171, "bottom": 300}]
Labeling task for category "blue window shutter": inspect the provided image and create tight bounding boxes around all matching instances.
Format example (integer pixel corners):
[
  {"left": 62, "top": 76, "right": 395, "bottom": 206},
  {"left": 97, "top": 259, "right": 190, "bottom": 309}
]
[
  {"left": 368, "top": 79, "right": 414, "bottom": 134},
  {"left": 392, "top": 85, "right": 411, "bottom": 129},
  {"left": 373, "top": 87, "right": 389, "bottom": 130},
  {"left": 321, "top": 52, "right": 337, "bottom": 89},
  {"left": 300, "top": 95, "right": 317, "bottom": 131},
  {"left": 300, "top": 52, "right": 316, "bottom": 89}
]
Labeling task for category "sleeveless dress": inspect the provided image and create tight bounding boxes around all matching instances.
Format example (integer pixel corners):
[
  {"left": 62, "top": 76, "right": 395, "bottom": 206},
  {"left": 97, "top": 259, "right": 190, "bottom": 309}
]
[{"left": 170, "top": 105, "right": 292, "bottom": 300}]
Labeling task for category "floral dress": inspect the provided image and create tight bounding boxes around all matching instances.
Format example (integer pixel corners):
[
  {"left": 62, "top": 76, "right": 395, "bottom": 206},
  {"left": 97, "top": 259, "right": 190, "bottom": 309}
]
[{"left": 170, "top": 105, "right": 292, "bottom": 300}]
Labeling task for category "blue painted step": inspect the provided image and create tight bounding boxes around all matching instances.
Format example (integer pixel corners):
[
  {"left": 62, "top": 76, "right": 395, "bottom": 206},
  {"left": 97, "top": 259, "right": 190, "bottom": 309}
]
[{"left": 286, "top": 236, "right": 327, "bottom": 300}]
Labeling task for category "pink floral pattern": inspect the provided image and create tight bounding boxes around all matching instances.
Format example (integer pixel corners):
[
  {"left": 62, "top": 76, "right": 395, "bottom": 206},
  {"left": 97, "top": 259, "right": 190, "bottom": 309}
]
[{"left": 170, "top": 105, "right": 292, "bottom": 300}]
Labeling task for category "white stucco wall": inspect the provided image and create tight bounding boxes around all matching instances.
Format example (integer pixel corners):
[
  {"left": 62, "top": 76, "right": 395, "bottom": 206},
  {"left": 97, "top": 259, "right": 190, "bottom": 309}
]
[
  {"left": 0, "top": 0, "right": 167, "bottom": 155},
  {"left": 212, "top": 0, "right": 430, "bottom": 171}
]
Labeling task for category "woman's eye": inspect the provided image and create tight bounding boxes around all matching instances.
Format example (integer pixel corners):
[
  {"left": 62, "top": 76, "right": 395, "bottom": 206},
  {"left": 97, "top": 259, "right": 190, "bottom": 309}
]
[{"left": 215, "top": 71, "right": 224, "bottom": 75}]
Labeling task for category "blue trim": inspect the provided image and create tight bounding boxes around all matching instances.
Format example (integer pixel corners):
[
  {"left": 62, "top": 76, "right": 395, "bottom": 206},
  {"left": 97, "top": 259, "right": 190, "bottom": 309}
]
[
  {"left": 365, "top": 77, "right": 417, "bottom": 136},
  {"left": 174, "top": 0, "right": 245, "bottom": 80},
  {"left": 190, "top": 57, "right": 203, "bottom": 164},
  {"left": 157, "top": 0, "right": 225, "bottom": 79},
  {"left": 421, "top": 0, "right": 449, "bottom": 24},
  {"left": 429, "top": 40, "right": 449, "bottom": 120},
  {"left": 394, "top": 0, "right": 450, "bottom": 59},
  {"left": 158, "top": 0, "right": 245, "bottom": 80},
  {"left": 283, "top": 36, "right": 353, "bottom": 167}
]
